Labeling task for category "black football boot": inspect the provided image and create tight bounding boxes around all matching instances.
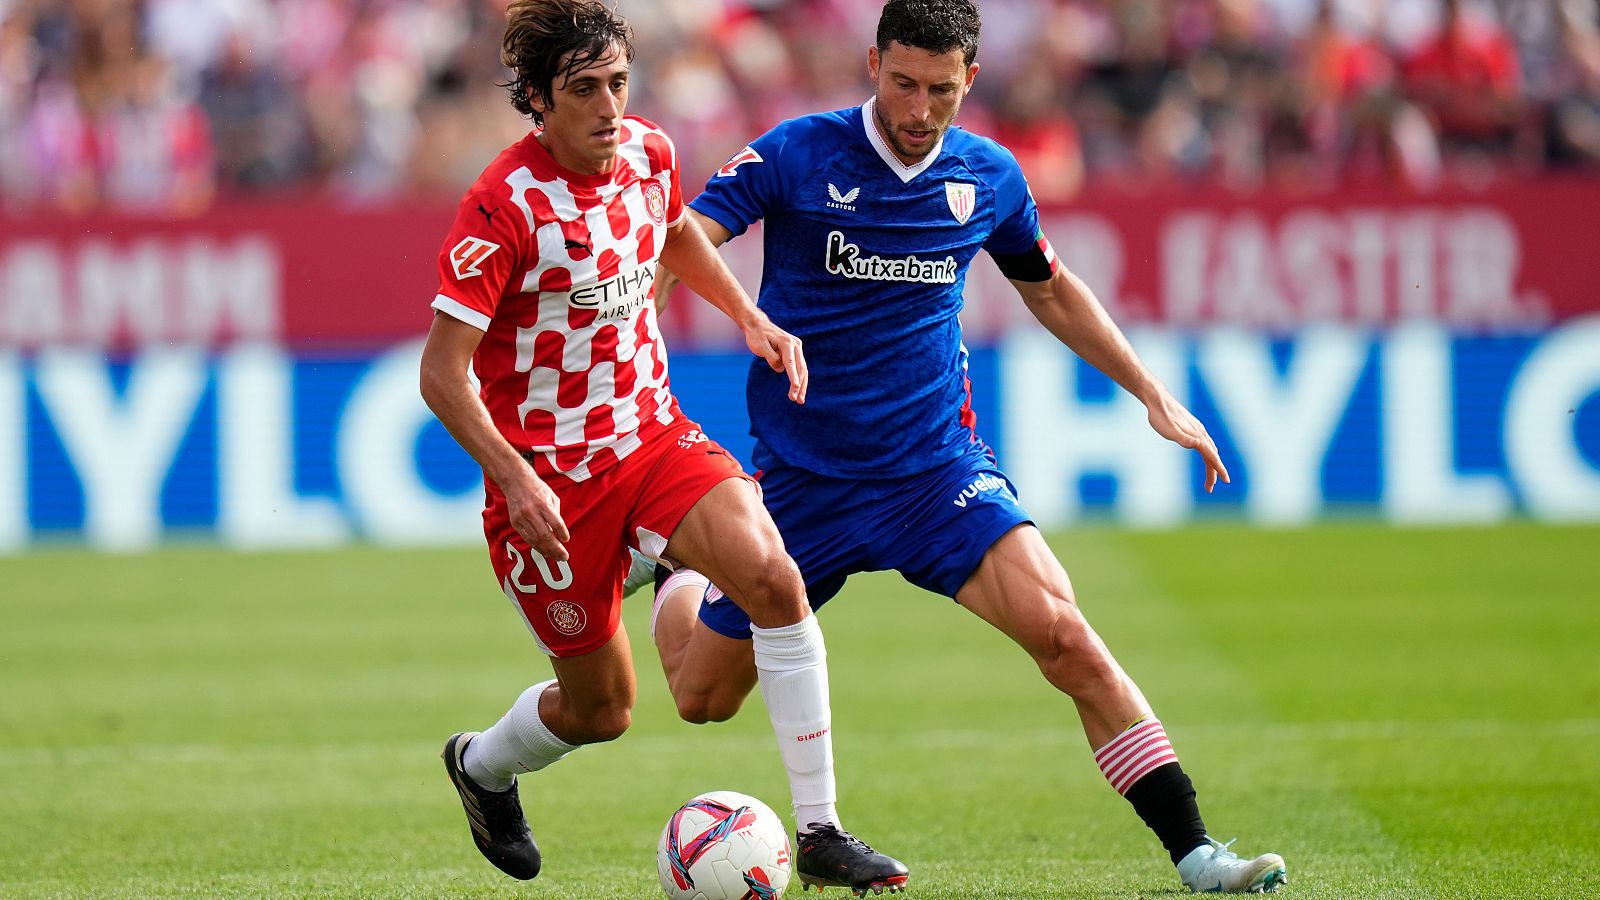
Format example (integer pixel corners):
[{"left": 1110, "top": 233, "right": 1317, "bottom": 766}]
[
  {"left": 796, "top": 823, "right": 910, "bottom": 895},
  {"left": 441, "top": 732, "right": 541, "bottom": 880}
]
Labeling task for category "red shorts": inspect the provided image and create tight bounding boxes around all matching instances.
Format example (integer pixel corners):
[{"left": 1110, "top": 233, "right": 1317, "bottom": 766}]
[{"left": 483, "top": 417, "right": 750, "bottom": 657}]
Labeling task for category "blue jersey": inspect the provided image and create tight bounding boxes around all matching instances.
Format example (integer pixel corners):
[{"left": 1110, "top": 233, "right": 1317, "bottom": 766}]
[{"left": 690, "top": 99, "right": 1044, "bottom": 478}]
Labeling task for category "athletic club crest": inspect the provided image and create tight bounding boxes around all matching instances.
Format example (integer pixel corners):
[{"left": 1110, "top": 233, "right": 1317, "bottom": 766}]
[
  {"left": 716, "top": 145, "right": 762, "bottom": 178},
  {"left": 547, "top": 600, "right": 586, "bottom": 636},
  {"left": 945, "top": 181, "right": 976, "bottom": 224},
  {"left": 642, "top": 181, "right": 667, "bottom": 225}
]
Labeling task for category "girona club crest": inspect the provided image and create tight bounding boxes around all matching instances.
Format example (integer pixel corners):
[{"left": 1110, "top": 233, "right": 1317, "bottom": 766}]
[
  {"left": 642, "top": 181, "right": 667, "bottom": 225},
  {"left": 945, "top": 182, "right": 976, "bottom": 225},
  {"left": 547, "top": 600, "right": 586, "bottom": 636}
]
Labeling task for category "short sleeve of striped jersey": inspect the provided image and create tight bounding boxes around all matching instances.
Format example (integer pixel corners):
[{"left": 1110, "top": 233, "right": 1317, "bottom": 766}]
[
  {"left": 431, "top": 188, "right": 527, "bottom": 331},
  {"left": 666, "top": 150, "right": 685, "bottom": 226},
  {"left": 632, "top": 117, "right": 687, "bottom": 226}
]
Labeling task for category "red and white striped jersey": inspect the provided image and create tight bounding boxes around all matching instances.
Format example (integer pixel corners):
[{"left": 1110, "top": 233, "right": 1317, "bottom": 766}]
[{"left": 432, "top": 118, "right": 686, "bottom": 483}]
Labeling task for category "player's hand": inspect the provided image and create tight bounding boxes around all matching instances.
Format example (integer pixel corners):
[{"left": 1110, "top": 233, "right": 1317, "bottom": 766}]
[
  {"left": 741, "top": 312, "right": 808, "bottom": 404},
  {"left": 1144, "top": 386, "right": 1230, "bottom": 493},
  {"left": 504, "top": 468, "right": 571, "bottom": 561}
]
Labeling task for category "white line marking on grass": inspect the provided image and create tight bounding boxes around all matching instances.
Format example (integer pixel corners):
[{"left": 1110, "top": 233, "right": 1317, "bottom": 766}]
[
  {"left": 1208, "top": 717, "right": 1600, "bottom": 743},
  {"left": 2, "top": 718, "right": 1597, "bottom": 767}
]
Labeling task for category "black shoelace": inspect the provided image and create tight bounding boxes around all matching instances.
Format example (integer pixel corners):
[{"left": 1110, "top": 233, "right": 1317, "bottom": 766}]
[
  {"left": 801, "top": 823, "right": 875, "bottom": 854},
  {"left": 480, "top": 787, "right": 530, "bottom": 840}
]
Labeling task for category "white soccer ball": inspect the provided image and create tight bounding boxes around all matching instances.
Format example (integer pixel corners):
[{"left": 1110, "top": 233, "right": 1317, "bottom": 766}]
[{"left": 657, "top": 790, "right": 792, "bottom": 900}]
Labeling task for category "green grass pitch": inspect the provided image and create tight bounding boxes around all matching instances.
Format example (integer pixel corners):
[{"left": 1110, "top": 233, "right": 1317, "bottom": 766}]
[{"left": 3, "top": 523, "right": 1598, "bottom": 898}]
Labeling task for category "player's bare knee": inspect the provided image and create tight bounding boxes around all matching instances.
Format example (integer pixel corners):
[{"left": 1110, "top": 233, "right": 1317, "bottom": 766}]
[
  {"left": 1034, "top": 604, "right": 1118, "bottom": 700},
  {"left": 731, "top": 554, "right": 808, "bottom": 623},
  {"left": 702, "top": 686, "right": 747, "bottom": 722}
]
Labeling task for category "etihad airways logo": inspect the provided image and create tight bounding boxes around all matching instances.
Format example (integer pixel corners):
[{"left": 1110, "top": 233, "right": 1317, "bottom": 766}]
[
  {"left": 824, "top": 231, "right": 957, "bottom": 284},
  {"left": 953, "top": 472, "right": 1009, "bottom": 508},
  {"left": 564, "top": 264, "right": 655, "bottom": 320}
]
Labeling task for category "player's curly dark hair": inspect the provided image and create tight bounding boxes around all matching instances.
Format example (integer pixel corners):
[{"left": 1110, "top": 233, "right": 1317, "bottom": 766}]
[
  {"left": 875, "top": 0, "right": 981, "bottom": 66},
  {"left": 500, "top": 0, "right": 634, "bottom": 127}
]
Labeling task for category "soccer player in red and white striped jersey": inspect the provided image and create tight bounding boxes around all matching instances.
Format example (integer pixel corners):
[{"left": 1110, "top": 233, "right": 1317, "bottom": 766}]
[{"left": 419, "top": 0, "right": 904, "bottom": 889}]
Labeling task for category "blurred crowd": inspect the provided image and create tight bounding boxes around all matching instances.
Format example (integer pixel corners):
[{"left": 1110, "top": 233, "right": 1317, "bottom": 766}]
[{"left": 4, "top": 0, "right": 1600, "bottom": 215}]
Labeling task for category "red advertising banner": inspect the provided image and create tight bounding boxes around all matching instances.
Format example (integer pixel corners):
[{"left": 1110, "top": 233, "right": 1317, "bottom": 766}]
[
  {"left": 0, "top": 201, "right": 444, "bottom": 350},
  {"left": 1005, "top": 179, "right": 1597, "bottom": 333},
  {"left": 3, "top": 179, "right": 1597, "bottom": 350}
]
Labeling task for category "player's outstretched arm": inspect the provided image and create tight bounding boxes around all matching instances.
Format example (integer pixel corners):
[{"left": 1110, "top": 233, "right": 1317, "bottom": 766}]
[
  {"left": 658, "top": 211, "right": 807, "bottom": 404},
  {"left": 1010, "top": 266, "right": 1231, "bottom": 493},
  {"left": 652, "top": 211, "right": 730, "bottom": 315},
  {"left": 419, "top": 312, "right": 571, "bottom": 559}
]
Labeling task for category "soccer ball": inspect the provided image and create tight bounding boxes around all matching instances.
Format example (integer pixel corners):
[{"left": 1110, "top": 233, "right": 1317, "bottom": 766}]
[{"left": 657, "top": 791, "right": 792, "bottom": 900}]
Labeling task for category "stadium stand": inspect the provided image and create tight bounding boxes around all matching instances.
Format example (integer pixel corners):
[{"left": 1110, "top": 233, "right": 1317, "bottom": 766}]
[{"left": 4, "top": 0, "right": 1600, "bottom": 213}]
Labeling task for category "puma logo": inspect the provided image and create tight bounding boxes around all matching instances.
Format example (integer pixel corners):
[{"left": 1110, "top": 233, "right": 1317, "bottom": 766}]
[{"left": 476, "top": 203, "right": 498, "bottom": 225}]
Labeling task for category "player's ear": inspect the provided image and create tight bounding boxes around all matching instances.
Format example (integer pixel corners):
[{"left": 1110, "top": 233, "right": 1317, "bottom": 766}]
[
  {"left": 867, "top": 45, "right": 880, "bottom": 80},
  {"left": 963, "top": 61, "right": 979, "bottom": 94},
  {"left": 526, "top": 80, "right": 552, "bottom": 117}
]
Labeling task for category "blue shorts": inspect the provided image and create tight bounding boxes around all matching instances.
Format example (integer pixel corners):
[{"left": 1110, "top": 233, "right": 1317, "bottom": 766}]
[{"left": 699, "top": 441, "right": 1033, "bottom": 639}]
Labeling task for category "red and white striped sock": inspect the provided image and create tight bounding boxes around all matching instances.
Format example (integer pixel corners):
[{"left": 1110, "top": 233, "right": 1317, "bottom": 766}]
[{"left": 1094, "top": 716, "right": 1179, "bottom": 795}]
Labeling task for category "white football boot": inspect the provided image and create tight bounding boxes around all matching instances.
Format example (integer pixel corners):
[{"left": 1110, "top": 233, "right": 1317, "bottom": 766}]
[{"left": 1176, "top": 837, "right": 1287, "bottom": 893}]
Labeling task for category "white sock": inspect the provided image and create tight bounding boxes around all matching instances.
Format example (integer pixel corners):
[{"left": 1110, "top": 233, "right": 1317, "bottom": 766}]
[
  {"left": 751, "top": 614, "right": 840, "bottom": 833},
  {"left": 463, "top": 680, "right": 578, "bottom": 791}
]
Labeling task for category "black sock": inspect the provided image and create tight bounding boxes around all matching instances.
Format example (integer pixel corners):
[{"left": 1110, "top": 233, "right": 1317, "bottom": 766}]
[{"left": 1123, "top": 762, "right": 1208, "bottom": 865}]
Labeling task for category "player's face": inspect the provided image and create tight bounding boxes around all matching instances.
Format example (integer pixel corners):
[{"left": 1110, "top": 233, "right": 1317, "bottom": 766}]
[
  {"left": 867, "top": 41, "right": 978, "bottom": 164},
  {"left": 533, "top": 43, "right": 630, "bottom": 174}
]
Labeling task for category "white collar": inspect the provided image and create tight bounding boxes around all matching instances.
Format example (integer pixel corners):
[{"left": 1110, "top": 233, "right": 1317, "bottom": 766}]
[{"left": 861, "top": 96, "right": 944, "bottom": 183}]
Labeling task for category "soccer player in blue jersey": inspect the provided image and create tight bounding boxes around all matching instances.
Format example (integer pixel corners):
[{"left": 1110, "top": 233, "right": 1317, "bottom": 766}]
[{"left": 650, "top": 0, "right": 1289, "bottom": 894}]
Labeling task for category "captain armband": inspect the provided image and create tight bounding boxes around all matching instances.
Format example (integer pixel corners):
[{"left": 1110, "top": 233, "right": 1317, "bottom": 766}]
[{"left": 989, "top": 244, "right": 1056, "bottom": 283}]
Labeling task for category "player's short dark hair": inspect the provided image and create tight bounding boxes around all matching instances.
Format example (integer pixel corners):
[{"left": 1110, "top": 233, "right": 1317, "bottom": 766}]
[
  {"left": 875, "top": 0, "right": 981, "bottom": 67},
  {"left": 500, "top": 0, "right": 634, "bottom": 126}
]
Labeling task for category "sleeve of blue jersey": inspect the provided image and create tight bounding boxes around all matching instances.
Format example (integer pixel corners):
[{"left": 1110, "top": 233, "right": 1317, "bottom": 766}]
[
  {"left": 688, "top": 122, "right": 799, "bottom": 240},
  {"left": 977, "top": 141, "right": 1043, "bottom": 258}
]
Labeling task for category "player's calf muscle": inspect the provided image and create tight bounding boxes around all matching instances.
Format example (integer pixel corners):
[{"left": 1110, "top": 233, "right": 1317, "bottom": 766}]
[
  {"left": 671, "top": 682, "right": 746, "bottom": 724},
  {"left": 545, "top": 694, "right": 633, "bottom": 744},
  {"left": 573, "top": 708, "right": 632, "bottom": 744},
  {"left": 654, "top": 584, "right": 758, "bottom": 723}
]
